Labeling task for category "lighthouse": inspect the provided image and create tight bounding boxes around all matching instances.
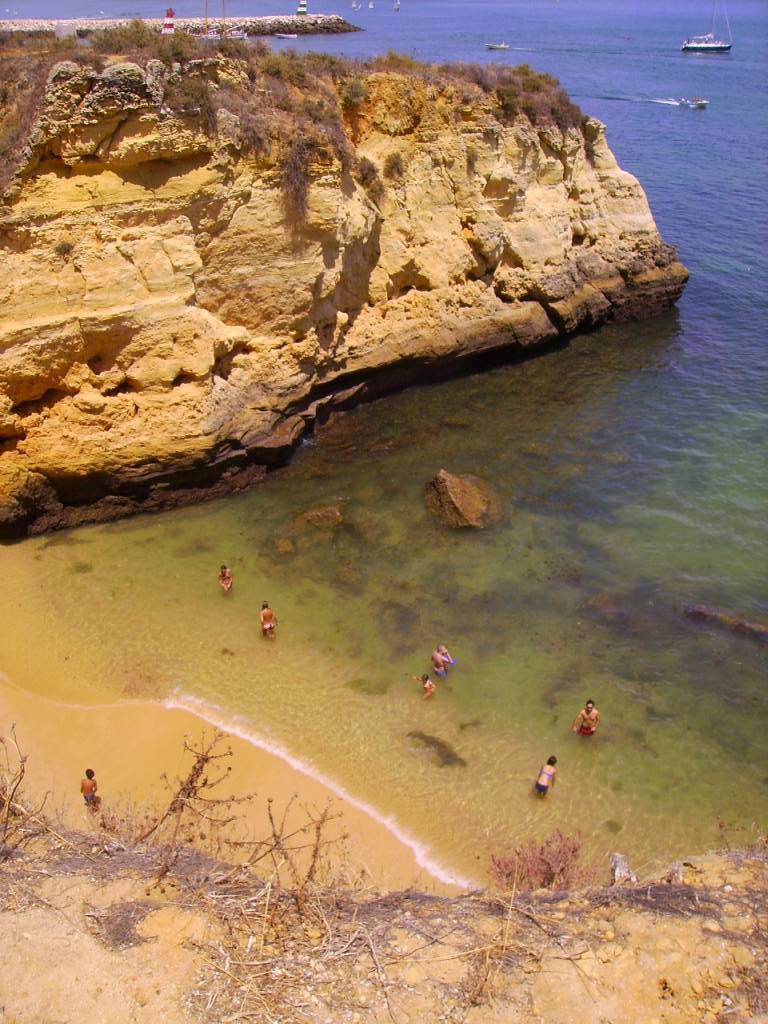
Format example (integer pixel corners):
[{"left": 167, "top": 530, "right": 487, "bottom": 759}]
[
  {"left": 296, "top": 0, "right": 307, "bottom": 14},
  {"left": 161, "top": 7, "right": 175, "bottom": 33}
]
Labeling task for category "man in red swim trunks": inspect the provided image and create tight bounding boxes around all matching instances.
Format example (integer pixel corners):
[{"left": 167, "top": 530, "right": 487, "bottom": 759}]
[{"left": 572, "top": 699, "right": 601, "bottom": 737}]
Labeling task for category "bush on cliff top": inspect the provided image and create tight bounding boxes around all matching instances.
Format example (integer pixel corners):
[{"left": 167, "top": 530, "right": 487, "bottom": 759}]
[{"left": 0, "top": 35, "right": 586, "bottom": 207}]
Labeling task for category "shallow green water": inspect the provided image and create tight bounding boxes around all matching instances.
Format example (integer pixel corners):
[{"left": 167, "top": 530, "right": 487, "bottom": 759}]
[{"left": 5, "top": 318, "right": 766, "bottom": 885}]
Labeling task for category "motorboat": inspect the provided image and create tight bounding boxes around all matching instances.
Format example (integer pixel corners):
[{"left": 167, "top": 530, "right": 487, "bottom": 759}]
[
  {"left": 275, "top": 32, "right": 298, "bottom": 38},
  {"left": 679, "top": 96, "right": 709, "bottom": 108},
  {"left": 485, "top": 42, "right": 510, "bottom": 50},
  {"left": 682, "top": 0, "right": 732, "bottom": 51}
]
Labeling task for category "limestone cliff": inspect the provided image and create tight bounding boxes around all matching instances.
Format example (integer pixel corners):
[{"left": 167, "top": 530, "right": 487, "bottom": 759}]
[{"left": 0, "top": 56, "right": 688, "bottom": 535}]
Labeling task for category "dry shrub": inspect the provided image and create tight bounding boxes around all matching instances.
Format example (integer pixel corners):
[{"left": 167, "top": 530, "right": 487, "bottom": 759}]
[
  {"left": 492, "top": 829, "right": 589, "bottom": 891},
  {"left": 165, "top": 75, "right": 216, "bottom": 132},
  {"left": 356, "top": 155, "right": 383, "bottom": 203},
  {"left": 339, "top": 76, "right": 367, "bottom": 111},
  {"left": 383, "top": 149, "right": 404, "bottom": 179},
  {"left": 282, "top": 135, "right": 317, "bottom": 223}
]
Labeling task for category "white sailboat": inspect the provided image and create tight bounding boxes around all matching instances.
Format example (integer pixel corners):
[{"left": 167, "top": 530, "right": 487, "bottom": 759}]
[{"left": 681, "top": 0, "right": 732, "bottom": 52}]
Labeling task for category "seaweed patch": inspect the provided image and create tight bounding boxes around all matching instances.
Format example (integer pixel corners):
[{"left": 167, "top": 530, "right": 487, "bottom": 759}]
[{"left": 407, "top": 731, "right": 467, "bottom": 767}]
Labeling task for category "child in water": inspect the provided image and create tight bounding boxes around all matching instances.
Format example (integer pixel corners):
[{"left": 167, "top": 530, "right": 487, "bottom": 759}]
[
  {"left": 218, "top": 565, "right": 233, "bottom": 593},
  {"left": 534, "top": 756, "right": 557, "bottom": 797},
  {"left": 418, "top": 673, "right": 436, "bottom": 699}
]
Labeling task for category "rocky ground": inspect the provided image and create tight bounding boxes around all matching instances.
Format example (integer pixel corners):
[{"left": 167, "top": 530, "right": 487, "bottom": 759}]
[{"left": 1, "top": 817, "right": 765, "bottom": 1023}]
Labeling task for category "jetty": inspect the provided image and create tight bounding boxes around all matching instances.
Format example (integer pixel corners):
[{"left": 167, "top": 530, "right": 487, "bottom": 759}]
[{"left": 0, "top": 14, "right": 359, "bottom": 36}]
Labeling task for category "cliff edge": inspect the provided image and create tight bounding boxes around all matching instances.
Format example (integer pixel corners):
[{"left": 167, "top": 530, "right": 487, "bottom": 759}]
[{"left": 0, "top": 49, "right": 688, "bottom": 535}]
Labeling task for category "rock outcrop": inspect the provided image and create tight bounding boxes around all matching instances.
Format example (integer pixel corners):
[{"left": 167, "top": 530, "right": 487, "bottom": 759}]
[
  {"left": 0, "top": 57, "right": 689, "bottom": 535},
  {"left": 424, "top": 469, "right": 501, "bottom": 528}
]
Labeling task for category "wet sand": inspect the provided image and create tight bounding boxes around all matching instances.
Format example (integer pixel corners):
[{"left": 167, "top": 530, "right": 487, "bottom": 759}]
[{"left": 0, "top": 681, "right": 455, "bottom": 894}]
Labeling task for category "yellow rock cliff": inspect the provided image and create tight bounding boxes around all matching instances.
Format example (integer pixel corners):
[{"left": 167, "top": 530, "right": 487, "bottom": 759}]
[{"left": 0, "top": 57, "right": 688, "bottom": 534}]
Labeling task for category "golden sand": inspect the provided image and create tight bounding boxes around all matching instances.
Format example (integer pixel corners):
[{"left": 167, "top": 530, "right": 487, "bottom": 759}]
[{"left": 0, "top": 681, "right": 454, "bottom": 893}]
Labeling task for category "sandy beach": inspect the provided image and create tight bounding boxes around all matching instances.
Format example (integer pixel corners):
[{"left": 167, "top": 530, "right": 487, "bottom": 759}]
[{"left": 0, "top": 680, "right": 457, "bottom": 894}]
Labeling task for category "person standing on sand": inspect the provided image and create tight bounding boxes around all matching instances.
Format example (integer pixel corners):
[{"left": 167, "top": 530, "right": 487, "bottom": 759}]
[
  {"left": 260, "top": 601, "right": 277, "bottom": 638},
  {"left": 572, "top": 699, "right": 601, "bottom": 737},
  {"left": 80, "top": 768, "right": 99, "bottom": 809},
  {"left": 218, "top": 564, "right": 233, "bottom": 593},
  {"left": 534, "top": 756, "right": 557, "bottom": 797}
]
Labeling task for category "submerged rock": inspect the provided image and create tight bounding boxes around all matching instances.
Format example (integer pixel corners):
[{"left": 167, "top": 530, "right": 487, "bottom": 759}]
[
  {"left": 684, "top": 604, "right": 768, "bottom": 646},
  {"left": 424, "top": 469, "right": 501, "bottom": 529}
]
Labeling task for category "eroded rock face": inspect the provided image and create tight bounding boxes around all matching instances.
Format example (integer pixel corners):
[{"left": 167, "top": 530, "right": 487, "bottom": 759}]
[
  {"left": 0, "top": 62, "right": 689, "bottom": 535},
  {"left": 424, "top": 469, "right": 501, "bottom": 529}
]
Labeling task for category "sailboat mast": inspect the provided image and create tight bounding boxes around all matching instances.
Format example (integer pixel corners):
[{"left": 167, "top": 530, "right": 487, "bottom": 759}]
[
  {"left": 723, "top": 0, "right": 733, "bottom": 42},
  {"left": 710, "top": 0, "right": 716, "bottom": 35},
  {"left": 204, "top": 0, "right": 209, "bottom": 31}
]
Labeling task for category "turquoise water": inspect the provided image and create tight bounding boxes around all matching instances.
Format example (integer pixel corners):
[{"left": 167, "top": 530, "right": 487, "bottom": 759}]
[{"left": 2, "top": 0, "right": 767, "bottom": 882}]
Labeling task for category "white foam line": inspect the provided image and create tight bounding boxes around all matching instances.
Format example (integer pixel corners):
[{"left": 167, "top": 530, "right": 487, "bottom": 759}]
[{"left": 163, "top": 691, "right": 478, "bottom": 890}]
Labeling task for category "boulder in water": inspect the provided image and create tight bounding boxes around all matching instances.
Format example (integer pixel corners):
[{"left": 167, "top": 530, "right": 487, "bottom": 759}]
[{"left": 424, "top": 469, "right": 501, "bottom": 529}]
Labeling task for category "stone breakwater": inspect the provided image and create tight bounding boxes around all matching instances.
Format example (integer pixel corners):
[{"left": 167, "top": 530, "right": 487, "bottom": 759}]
[
  {"left": 0, "top": 59, "right": 688, "bottom": 536},
  {"left": 0, "top": 14, "right": 359, "bottom": 36}
]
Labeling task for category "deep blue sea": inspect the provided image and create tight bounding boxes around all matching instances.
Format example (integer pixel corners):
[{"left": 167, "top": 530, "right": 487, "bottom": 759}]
[{"left": 3, "top": 0, "right": 767, "bottom": 882}]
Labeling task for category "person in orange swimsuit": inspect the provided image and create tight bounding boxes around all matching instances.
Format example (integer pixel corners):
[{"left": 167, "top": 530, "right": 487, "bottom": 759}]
[
  {"left": 416, "top": 673, "right": 436, "bottom": 699},
  {"left": 572, "top": 700, "right": 601, "bottom": 737}
]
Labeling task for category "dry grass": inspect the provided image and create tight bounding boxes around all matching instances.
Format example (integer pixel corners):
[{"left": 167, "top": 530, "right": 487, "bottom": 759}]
[{"left": 1, "top": 35, "right": 587, "bottom": 209}]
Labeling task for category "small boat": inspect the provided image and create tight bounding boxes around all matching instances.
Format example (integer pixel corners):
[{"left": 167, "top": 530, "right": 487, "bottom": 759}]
[
  {"left": 275, "top": 31, "right": 298, "bottom": 38},
  {"left": 223, "top": 28, "right": 247, "bottom": 39},
  {"left": 679, "top": 96, "right": 709, "bottom": 108},
  {"left": 368, "top": 1, "right": 374, "bottom": 8},
  {"left": 393, "top": 0, "right": 400, "bottom": 9},
  {"left": 485, "top": 42, "right": 510, "bottom": 50},
  {"left": 681, "top": 0, "right": 732, "bottom": 51}
]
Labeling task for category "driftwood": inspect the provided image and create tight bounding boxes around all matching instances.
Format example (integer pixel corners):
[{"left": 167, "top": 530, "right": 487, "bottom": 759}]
[
  {"left": 684, "top": 604, "right": 768, "bottom": 645},
  {"left": 609, "top": 852, "right": 637, "bottom": 885}
]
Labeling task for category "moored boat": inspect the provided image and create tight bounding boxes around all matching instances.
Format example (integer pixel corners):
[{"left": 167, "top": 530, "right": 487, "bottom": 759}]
[{"left": 681, "top": 0, "right": 732, "bottom": 51}]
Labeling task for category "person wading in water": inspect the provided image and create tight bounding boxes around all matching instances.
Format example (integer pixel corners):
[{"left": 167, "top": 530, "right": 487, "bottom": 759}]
[{"left": 572, "top": 699, "right": 601, "bottom": 737}]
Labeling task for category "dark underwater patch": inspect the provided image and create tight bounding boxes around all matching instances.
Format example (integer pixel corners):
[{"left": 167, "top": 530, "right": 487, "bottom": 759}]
[{"left": 407, "top": 731, "right": 467, "bottom": 767}]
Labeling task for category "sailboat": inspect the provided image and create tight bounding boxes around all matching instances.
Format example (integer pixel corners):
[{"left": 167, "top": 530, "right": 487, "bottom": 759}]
[
  {"left": 681, "top": 0, "right": 732, "bottom": 52},
  {"left": 200, "top": 0, "right": 247, "bottom": 40}
]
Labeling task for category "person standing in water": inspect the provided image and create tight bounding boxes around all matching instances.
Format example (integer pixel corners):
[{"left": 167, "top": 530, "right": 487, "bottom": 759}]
[
  {"left": 80, "top": 768, "right": 99, "bottom": 809},
  {"left": 218, "top": 564, "right": 233, "bottom": 593},
  {"left": 417, "top": 673, "right": 436, "bottom": 699},
  {"left": 572, "top": 699, "right": 601, "bottom": 737},
  {"left": 260, "top": 601, "right": 278, "bottom": 638},
  {"left": 431, "top": 644, "right": 455, "bottom": 678},
  {"left": 534, "top": 756, "right": 557, "bottom": 797}
]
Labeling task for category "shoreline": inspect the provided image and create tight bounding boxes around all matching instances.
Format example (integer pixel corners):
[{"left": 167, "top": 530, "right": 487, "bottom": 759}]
[
  {"left": 0, "top": 14, "right": 360, "bottom": 35},
  {"left": 0, "top": 677, "right": 471, "bottom": 894}
]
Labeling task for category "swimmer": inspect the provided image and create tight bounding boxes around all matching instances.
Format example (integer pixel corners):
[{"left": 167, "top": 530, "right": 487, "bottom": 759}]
[
  {"left": 80, "top": 768, "right": 99, "bottom": 809},
  {"left": 534, "top": 756, "right": 557, "bottom": 797},
  {"left": 417, "top": 673, "right": 436, "bottom": 700},
  {"left": 260, "top": 601, "right": 278, "bottom": 638},
  {"left": 572, "top": 699, "right": 600, "bottom": 737},
  {"left": 431, "top": 644, "right": 455, "bottom": 678},
  {"left": 218, "top": 564, "right": 233, "bottom": 593}
]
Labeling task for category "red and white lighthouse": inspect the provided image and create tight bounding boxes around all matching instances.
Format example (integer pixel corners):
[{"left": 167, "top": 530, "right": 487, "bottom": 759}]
[{"left": 161, "top": 7, "right": 175, "bottom": 34}]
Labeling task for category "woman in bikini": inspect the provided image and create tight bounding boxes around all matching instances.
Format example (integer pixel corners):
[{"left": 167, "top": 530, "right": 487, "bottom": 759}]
[{"left": 535, "top": 756, "right": 557, "bottom": 797}]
